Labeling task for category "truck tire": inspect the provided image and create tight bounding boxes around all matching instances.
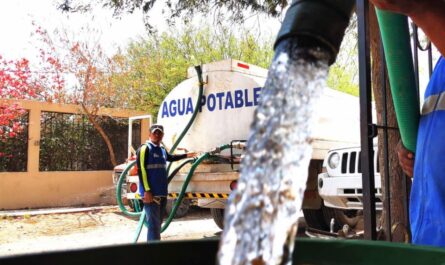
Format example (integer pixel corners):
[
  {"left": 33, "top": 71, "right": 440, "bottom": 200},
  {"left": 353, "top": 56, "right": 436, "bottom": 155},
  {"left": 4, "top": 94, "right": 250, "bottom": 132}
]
[
  {"left": 302, "top": 208, "right": 329, "bottom": 231},
  {"left": 165, "top": 199, "right": 190, "bottom": 219},
  {"left": 210, "top": 208, "right": 225, "bottom": 230}
]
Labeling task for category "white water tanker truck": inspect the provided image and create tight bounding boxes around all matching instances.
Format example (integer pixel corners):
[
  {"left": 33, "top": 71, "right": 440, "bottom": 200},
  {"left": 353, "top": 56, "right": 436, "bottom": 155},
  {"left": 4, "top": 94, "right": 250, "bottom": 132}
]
[{"left": 114, "top": 59, "right": 362, "bottom": 230}]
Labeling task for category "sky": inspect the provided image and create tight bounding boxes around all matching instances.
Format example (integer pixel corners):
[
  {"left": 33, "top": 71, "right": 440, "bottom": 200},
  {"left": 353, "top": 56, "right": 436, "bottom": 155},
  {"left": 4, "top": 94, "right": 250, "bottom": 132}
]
[
  {"left": 0, "top": 0, "right": 437, "bottom": 97},
  {"left": 0, "top": 0, "right": 283, "bottom": 91},
  {"left": 0, "top": 0, "right": 156, "bottom": 62},
  {"left": 0, "top": 0, "right": 282, "bottom": 66}
]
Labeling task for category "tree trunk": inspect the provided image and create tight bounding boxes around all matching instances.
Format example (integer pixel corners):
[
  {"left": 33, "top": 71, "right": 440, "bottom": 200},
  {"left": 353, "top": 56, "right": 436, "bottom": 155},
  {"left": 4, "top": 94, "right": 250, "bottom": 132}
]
[
  {"left": 81, "top": 103, "right": 118, "bottom": 167},
  {"left": 369, "top": 7, "right": 411, "bottom": 242}
]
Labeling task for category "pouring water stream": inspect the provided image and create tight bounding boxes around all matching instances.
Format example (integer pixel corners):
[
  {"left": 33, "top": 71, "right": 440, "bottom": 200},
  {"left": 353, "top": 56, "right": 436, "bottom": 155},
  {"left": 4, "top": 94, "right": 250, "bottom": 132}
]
[{"left": 218, "top": 42, "right": 331, "bottom": 265}]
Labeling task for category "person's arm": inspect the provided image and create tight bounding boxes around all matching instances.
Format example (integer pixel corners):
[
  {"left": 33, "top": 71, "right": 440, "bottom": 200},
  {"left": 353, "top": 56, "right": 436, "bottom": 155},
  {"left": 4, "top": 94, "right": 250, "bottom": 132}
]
[
  {"left": 371, "top": 0, "right": 445, "bottom": 56},
  {"left": 166, "top": 152, "right": 197, "bottom": 162},
  {"left": 396, "top": 141, "right": 414, "bottom": 178},
  {"left": 137, "top": 145, "right": 153, "bottom": 203}
]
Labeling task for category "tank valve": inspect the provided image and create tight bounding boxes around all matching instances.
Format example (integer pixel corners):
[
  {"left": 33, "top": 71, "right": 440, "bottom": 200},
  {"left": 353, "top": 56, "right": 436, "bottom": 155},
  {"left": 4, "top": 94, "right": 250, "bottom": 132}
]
[
  {"left": 209, "top": 147, "right": 223, "bottom": 155},
  {"left": 231, "top": 141, "right": 247, "bottom": 150},
  {"left": 274, "top": 0, "right": 355, "bottom": 65}
]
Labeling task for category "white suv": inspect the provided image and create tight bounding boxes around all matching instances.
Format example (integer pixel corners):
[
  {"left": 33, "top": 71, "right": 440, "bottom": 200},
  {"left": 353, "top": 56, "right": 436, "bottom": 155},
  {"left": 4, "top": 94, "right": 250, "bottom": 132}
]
[{"left": 318, "top": 146, "right": 383, "bottom": 211}]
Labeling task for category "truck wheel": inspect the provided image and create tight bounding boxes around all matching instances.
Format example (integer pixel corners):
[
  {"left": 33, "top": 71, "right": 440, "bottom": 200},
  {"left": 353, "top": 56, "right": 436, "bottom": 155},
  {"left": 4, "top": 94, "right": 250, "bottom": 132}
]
[
  {"left": 210, "top": 208, "right": 225, "bottom": 230},
  {"left": 302, "top": 208, "right": 329, "bottom": 231},
  {"left": 165, "top": 199, "right": 190, "bottom": 218}
]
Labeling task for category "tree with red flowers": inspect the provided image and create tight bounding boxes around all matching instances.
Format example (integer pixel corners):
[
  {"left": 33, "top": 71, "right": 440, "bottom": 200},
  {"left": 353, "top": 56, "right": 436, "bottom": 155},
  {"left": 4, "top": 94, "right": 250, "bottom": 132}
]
[
  {"left": 0, "top": 22, "right": 68, "bottom": 148},
  {"left": 0, "top": 56, "right": 43, "bottom": 143},
  {"left": 0, "top": 47, "right": 68, "bottom": 168}
]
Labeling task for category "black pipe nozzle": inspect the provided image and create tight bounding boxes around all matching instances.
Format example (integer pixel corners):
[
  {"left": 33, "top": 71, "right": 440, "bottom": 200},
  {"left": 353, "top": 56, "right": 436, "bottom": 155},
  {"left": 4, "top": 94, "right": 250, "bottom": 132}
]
[{"left": 274, "top": 0, "right": 355, "bottom": 65}]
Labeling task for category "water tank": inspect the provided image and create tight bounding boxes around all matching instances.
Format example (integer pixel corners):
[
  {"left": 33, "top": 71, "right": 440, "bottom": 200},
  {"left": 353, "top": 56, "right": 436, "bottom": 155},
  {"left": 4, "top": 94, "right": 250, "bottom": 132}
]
[
  {"left": 158, "top": 59, "right": 267, "bottom": 154},
  {"left": 158, "top": 59, "right": 361, "bottom": 158}
]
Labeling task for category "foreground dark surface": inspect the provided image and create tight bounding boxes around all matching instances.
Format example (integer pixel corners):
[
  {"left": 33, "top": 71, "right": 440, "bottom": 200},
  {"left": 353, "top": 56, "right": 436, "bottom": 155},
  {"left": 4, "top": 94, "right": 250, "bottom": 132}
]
[{"left": 3, "top": 238, "right": 445, "bottom": 265}]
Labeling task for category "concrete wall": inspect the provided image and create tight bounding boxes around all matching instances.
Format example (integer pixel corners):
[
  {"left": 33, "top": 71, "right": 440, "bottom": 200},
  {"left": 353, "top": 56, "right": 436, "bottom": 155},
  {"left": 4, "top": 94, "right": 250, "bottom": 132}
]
[
  {"left": 0, "top": 171, "right": 115, "bottom": 209},
  {"left": 0, "top": 100, "right": 150, "bottom": 210}
]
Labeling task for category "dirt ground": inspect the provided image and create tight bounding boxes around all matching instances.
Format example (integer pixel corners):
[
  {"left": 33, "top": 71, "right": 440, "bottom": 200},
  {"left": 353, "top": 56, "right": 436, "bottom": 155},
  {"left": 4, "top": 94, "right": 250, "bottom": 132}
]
[{"left": 0, "top": 205, "right": 221, "bottom": 257}]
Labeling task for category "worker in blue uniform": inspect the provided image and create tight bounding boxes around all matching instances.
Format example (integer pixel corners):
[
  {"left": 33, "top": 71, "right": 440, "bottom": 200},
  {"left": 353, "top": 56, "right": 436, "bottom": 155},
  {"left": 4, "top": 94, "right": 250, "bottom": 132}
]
[
  {"left": 371, "top": 0, "right": 445, "bottom": 247},
  {"left": 136, "top": 124, "right": 196, "bottom": 241}
]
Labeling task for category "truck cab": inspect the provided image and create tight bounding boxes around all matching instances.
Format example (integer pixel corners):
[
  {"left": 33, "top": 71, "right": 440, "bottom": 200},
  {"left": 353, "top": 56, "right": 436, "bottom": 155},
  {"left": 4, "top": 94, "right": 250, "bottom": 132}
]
[
  {"left": 312, "top": 146, "right": 383, "bottom": 231},
  {"left": 318, "top": 146, "right": 383, "bottom": 211}
]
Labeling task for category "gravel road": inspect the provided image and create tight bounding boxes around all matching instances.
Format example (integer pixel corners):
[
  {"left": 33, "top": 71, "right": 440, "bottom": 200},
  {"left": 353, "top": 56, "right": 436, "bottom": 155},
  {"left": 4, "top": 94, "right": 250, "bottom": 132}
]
[{"left": 0, "top": 205, "right": 221, "bottom": 257}]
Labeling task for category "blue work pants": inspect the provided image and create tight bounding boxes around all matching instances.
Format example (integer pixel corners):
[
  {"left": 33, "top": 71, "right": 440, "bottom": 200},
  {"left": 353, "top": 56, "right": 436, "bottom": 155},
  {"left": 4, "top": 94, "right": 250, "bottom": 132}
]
[{"left": 144, "top": 197, "right": 167, "bottom": 241}]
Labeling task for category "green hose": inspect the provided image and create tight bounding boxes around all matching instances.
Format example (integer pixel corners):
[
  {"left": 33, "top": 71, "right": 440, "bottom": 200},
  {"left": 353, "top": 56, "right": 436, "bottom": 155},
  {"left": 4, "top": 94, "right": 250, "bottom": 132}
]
[
  {"left": 131, "top": 159, "right": 194, "bottom": 243},
  {"left": 169, "top": 65, "right": 204, "bottom": 153},
  {"left": 128, "top": 144, "right": 231, "bottom": 242},
  {"left": 116, "top": 160, "right": 142, "bottom": 218},
  {"left": 116, "top": 158, "right": 193, "bottom": 217},
  {"left": 161, "top": 153, "right": 209, "bottom": 232},
  {"left": 166, "top": 65, "right": 205, "bottom": 175},
  {"left": 133, "top": 209, "right": 146, "bottom": 242},
  {"left": 375, "top": 9, "right": 420, "bottom": 152},
  {"left": 131, "top": 144, "right": 231, "bottom": 242},
  {"left": 161, "top": 144, "right": 230, "bottom": 232},
  {"left": 118, "top": 65, "right": 204, "bottom": 223},
  {"left": 116, "top": 65, "right": 225, "bottom": 241}
]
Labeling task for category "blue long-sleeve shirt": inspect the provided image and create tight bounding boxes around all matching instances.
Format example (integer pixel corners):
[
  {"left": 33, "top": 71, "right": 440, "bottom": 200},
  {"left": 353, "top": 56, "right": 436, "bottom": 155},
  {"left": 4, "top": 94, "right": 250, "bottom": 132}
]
[{"left": 411, "top": 57, "right": 445, "bottom": 247}]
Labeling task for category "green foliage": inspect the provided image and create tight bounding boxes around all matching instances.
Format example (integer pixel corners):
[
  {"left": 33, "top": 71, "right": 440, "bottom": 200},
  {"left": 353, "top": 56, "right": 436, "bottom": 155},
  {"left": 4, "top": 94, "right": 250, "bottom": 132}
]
[
  {"left": 111, "top": 24, "right": 274, "bottom": 119},
  {"left": 58, "top": 0, "right": 288, "bottom": 32},
  {"left": 327, "top": 64, "right": 359, "bottom": 97},
  {"left": 0, "top": 112, "right": 28, "bottom": 172},
  {"left": 327, "top": 20, "right": 359, "bottom": 97},
  {"left": 39, "top": 112, "right": 140, "bottom": 170}
]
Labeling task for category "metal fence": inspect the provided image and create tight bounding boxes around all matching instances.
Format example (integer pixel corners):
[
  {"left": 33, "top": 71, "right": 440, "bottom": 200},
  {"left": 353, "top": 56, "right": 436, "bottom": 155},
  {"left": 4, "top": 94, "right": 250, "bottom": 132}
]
[
  {"left": 39, "top": 112, "right": 141, "bottom": 171},
  {"left": 0, "top": 112, "right": 29, "bottom": 172}
]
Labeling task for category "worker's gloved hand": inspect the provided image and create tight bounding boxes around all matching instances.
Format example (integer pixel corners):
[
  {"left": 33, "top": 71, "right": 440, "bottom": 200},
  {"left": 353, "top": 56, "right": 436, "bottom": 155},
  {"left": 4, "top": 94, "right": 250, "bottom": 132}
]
[
  {"left": 396, "top": 140, "right": 414, "bottom": 178},
  {"left": 143, "top": 191, "right": 154, "bottom": 204},
  {"left": 186, "top": 152, "right": 198, "bottom": 158}
]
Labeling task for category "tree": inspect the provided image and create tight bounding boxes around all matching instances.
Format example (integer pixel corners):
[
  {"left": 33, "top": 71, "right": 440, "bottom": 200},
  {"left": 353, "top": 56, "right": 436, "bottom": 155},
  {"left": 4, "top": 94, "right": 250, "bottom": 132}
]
[
  {"left": 110, "top": 23, "right": 275, "bottom": 118},
  {"left": 34, "top": 24, "right": 128, "bottom": 167},
  {"left": 368, "top": 7, "right": 407, "bottom": 242},
  {"left": 0, "top": 60, "right": 32, "bottom": 167},
  {"left": 57, "top": 1, "right": 360, "bottom": 98},
  {"left": 0, "top": 56, "right": 43, "bottom": 144},
  {"left": 0, "top": 51, "right": 67, "bottom": 168},
  {"left": 0, "top": 23, "right": 71, "bottom": 166},
  {"left": 328, "top": 19, "right": 360, "bottom": 96},
  {"left": 57, "top": 0, "right": 289, "bottom": 32}
]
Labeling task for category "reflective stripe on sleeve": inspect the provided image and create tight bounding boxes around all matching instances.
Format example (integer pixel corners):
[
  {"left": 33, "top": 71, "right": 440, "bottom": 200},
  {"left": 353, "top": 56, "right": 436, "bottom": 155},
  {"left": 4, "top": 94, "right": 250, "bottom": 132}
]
[
  {"left": 420, "top": 92, "right": 445, "bottom": 116},
  {"left": 146, "top": 164, "right": 166, "bottom": 169},
  {"left": 140, "top": 145, "right": 150, "bottom": 191},
  {"left": 421, "top": 94, "right": 440, "bottom": 115}
]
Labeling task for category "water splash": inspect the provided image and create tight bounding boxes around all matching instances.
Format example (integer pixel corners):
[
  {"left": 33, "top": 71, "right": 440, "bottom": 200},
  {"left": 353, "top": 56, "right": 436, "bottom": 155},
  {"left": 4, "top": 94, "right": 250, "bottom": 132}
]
[{"left": 218, "top": 42, "right": 330, "bottom": 265}]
